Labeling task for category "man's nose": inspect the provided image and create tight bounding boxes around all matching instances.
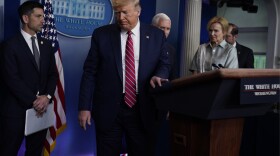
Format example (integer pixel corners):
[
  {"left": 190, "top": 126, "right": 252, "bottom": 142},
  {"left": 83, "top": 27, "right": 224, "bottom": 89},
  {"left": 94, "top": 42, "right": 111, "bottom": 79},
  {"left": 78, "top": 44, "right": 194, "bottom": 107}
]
[
  {"left": 119, "top": 12, "right": 125, "bottom": 19},
  {"left": 41, "top": 17, "right": 45, "bottom": 23}
]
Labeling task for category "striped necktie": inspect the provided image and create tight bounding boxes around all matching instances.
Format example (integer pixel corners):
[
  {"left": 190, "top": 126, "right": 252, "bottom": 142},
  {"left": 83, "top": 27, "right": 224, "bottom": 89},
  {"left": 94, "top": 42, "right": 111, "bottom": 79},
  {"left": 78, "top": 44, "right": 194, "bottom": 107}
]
[{"left": 124, "top": 31, "right": 136, "bottom": 108}]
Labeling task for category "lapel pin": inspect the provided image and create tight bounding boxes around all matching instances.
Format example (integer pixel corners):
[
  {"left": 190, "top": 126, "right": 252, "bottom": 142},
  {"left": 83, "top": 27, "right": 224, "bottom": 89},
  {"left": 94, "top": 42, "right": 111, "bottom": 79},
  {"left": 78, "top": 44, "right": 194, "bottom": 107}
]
[{"left": 146, "top": 36, "right": 149, "bottom": 39}]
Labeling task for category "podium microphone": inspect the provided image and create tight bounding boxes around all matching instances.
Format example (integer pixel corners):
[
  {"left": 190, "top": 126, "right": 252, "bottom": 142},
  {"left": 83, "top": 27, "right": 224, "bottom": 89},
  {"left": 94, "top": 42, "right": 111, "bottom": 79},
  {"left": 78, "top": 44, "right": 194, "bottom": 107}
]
[
  {"left": 218, "top": 64, "right": 225, "bottom": 68},
  {"left": 212, "top": 63, "right": 220, "bottom": 69}
]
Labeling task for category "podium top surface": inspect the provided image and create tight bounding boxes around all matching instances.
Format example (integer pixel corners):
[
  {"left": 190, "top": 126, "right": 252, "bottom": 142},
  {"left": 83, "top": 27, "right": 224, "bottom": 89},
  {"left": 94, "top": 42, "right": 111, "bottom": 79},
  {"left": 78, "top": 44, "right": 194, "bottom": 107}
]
[
  {"left": 172, "top": 69, "right": 280, "bottom": 87},
  {"left": 153, "top": 69, "right": 279, "bottom": 119}
]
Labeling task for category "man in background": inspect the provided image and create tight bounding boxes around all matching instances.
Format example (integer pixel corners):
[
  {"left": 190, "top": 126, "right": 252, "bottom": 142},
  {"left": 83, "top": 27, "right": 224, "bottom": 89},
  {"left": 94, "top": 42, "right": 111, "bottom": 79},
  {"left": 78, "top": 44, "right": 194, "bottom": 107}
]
[
  {"left": 151, "top": 13, "right": 178, "bottom": 156},
  {"left": 226, "top": 23, "right": 258, "bottom": 156},
  {"left": 226, "top": 23, "right": 254, "bottom": 68},
  {"left": 0, "top": 1, "right": 57, "bottom": 155},
  {"left": 152, "top": 13, "right": 178, "bottom": 80}
]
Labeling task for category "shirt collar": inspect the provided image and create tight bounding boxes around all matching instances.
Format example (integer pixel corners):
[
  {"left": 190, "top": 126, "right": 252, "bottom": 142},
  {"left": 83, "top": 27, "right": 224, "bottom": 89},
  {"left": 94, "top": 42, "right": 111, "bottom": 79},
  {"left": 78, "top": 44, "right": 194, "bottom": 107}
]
[
  {"left": 233, "top": 42, "right": 237, "bottom": 47},
  {"left": 219, "top": 40, "right": 227, "bottom": 48},
  {"left": 21, "top": 29, "right": 37, "bottom": 41},
  {"left": 208, "top": 40, "right": 227, "bottom": 49}
]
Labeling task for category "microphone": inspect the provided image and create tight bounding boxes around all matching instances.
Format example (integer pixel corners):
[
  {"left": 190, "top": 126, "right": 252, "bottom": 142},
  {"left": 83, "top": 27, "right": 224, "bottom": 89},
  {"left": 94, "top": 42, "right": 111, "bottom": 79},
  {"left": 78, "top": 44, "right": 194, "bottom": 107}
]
[
  {"left": 212, "top": 63, "right": 220, "bottom": 69},
  {"left": 218, "top": 64, "right": 225, "bottom": 68}
]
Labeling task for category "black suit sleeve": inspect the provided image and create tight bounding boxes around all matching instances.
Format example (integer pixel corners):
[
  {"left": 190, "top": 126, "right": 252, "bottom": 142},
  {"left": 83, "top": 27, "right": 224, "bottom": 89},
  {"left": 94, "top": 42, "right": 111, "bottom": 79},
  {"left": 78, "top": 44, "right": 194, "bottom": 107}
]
[
  {"left": 166, "top": 43, "right": 178, "bottom": 80},
  {"left": 44, "top": 45, "right": 58, "bottom": 97},
  {"left": 237, "top": 43, "right": 255, "bottom": 68}
]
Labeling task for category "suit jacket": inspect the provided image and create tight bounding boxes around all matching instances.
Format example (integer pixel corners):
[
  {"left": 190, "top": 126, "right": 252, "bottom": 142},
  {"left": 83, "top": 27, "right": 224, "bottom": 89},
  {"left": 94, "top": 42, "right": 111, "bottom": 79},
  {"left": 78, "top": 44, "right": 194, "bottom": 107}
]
[
  {"left": 79, "top": 23, "right": 170, "bottom": 132},
  {"left": 236, "top": 42, "right": 254, "bottom": 68},
  {"left": 0, "top": 42, "right": 4, "bottom": 104},
  {"left": 166, "top": 42, "right": 178, "bottom": 80},
  {"left": 0, "top": 33, "right": 57, "bottom": 117}
]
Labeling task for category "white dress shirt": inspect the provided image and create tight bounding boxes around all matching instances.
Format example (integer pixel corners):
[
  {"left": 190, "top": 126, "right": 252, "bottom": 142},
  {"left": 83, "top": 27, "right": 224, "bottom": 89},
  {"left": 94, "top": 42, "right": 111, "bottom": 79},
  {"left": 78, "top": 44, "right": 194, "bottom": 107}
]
[{"left": 121, "top": 20, "right": 140, "bottom": 93}]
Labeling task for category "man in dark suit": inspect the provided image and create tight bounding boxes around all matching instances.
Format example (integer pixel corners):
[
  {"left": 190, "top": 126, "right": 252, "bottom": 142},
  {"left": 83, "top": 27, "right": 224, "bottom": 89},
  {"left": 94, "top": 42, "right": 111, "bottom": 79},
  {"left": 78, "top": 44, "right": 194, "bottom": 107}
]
[
  {"left": 152, "top": 13, "right": 178, "bottom": 80},
  {"left": 226, "top": 23, "right": 260, "bottom": 156},
  {"left": 0, "top": 1, "right": 57, "bottom": 155},
  {"left": 226, "top": 23, "right": 254, "bottom": 68},
  {"left": 151, "top": 13, "right": 178, "bottom": 156},
  {"left": 78, "top": 0, "right": 170, "bottom": 155}
]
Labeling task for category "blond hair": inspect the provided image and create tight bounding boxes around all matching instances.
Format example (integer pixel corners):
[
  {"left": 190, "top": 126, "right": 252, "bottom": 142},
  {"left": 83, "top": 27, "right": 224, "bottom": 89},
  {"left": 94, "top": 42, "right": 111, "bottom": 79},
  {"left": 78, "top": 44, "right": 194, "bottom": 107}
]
[
  {"left": 207, "top": 16, "right": 229, "bottom": 34},
  {"left": 112, "top": 0, "right": 141, "bottom": 10}
]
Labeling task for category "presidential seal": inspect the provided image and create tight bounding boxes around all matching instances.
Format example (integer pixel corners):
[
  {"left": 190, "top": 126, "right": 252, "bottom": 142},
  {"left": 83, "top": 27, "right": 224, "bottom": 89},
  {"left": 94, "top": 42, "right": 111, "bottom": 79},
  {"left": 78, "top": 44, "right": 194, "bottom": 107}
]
[{"left": 52, "top": 0, "right": 113, "bottom": 38}]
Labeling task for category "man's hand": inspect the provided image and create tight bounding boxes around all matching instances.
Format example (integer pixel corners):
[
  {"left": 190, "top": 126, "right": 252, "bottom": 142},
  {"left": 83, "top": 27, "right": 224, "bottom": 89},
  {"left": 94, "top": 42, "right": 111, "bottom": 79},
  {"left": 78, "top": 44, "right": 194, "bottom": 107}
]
[
  {"left": 78, "top": 110, "right": 91, "bottom": 131},
  {"left": 150, "top": 76, "right": 169, "bottom": 88},
  {"left": 33, "top": 95, "right": 49, "bottom": 116}
]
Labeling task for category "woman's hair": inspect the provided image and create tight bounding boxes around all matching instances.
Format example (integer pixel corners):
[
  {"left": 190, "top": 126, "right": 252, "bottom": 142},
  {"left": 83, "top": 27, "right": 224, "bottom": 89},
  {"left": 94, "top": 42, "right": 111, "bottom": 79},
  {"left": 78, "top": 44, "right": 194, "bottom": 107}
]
[{"left": 207, "top": 16, "right": 229, "bottom": 34}]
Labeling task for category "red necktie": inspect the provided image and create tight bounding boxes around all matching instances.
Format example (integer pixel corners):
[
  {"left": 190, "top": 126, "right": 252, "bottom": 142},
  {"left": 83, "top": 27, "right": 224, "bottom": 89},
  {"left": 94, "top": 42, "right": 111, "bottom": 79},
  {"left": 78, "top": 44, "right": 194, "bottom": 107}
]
[{"left": 124, "top": 31, "right": 136, "bottom": 108}]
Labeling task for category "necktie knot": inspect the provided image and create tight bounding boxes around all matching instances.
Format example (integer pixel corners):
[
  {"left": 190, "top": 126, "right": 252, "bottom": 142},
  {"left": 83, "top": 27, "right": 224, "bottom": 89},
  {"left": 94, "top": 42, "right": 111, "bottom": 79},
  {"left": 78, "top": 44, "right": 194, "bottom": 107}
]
[
  {"left": 31, "top": 36, "right": 36, "bottom": 41},
  {"left": 127, "top": 30, "right": 132, "bottom": 36}
]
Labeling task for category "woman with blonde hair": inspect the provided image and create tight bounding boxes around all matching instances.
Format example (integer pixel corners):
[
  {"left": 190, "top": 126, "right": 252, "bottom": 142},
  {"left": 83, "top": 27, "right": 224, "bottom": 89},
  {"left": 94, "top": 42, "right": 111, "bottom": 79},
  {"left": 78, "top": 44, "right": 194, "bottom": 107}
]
[{"left": 190, "top": 16, "right": 238, "bottom": 74}]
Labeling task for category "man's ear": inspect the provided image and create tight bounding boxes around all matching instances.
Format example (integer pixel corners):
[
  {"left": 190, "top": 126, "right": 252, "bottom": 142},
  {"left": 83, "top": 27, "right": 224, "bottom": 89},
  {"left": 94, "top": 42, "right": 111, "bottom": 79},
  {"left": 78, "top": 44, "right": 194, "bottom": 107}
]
[
  {"left": 234, "top": 34, "right": 238, "bottom": 40},
  {"left": 22, "top": 15, "right": 29, "bottom": 24}
]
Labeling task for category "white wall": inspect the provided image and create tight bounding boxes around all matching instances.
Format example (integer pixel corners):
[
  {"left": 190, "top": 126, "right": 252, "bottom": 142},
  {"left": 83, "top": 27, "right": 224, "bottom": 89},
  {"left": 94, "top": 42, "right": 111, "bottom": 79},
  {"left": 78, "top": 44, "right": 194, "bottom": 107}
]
[
  {"left": 217, "top": 0, "right": 280, "bottom": 68},
  {"left": 217, "top": 0, "right": 268, "bottom": 54}
]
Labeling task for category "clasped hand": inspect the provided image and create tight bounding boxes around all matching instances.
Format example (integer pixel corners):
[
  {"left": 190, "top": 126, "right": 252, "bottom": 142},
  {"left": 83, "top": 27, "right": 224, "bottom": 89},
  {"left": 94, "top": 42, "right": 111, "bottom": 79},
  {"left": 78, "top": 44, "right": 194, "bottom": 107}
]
[{"left": 33, "top": 95, "right": 49, "bottom": 117}]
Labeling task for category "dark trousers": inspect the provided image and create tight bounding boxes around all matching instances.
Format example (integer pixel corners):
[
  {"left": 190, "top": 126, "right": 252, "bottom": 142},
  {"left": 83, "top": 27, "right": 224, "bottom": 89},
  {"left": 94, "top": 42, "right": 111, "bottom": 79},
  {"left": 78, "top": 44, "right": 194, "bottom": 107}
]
[
  {"left": 95, "top": 98, "right": 156, "bottom": 156},
  {"left": 0, "top": 116, "right": 47, "bottom": 156}
]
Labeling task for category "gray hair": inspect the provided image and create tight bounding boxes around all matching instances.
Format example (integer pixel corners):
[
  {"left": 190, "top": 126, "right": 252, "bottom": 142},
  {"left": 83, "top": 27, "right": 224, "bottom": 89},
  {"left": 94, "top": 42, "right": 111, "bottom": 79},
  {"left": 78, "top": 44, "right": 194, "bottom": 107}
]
[{"left": 151, "top": 13, "right": 171, "bottom": 26}]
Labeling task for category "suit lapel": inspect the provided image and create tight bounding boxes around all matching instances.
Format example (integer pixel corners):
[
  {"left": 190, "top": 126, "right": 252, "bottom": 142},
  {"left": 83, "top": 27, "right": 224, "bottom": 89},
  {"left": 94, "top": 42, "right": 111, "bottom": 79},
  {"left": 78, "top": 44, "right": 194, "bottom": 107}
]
[
  {"left": 139, "top": 24, "right": 150, "bottom": 78},
  {"left": 236, "top": 42, "right": 241, "bottom": 55},
  {"left": 111, "top": 26, "right": 123, "bottom": 82},
  {"left": 19, "top": 34, "right": 40, "bottom": 72},
  {"left": 37, "top": 36, "right": 47, "bottom": 72}
]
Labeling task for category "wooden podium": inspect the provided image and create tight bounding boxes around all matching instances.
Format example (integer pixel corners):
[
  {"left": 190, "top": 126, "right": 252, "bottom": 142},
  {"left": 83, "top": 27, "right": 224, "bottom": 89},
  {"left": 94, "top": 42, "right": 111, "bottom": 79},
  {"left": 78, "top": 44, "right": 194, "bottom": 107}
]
[{"left": 152, "top": 69, "right": 280, "bottom": 156}]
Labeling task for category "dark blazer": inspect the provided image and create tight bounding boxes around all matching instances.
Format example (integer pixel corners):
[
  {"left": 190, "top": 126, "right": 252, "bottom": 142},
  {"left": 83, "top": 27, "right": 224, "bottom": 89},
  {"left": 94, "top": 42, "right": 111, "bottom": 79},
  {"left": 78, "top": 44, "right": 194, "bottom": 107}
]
[
  {"left": 236, "top": 42, "right": 254, "bottom": 68},
  {"left": 79, "top": 23, "right": 170, "bottom": 132},
  {"left": 0, "top": 33, "right": 57, "bottom": 117},
  {"left": 0, "top": 42, "right": 4, "bottom": 103},
  {"left": 166, "top": 42, "right": 178, "bottom": 80}
]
